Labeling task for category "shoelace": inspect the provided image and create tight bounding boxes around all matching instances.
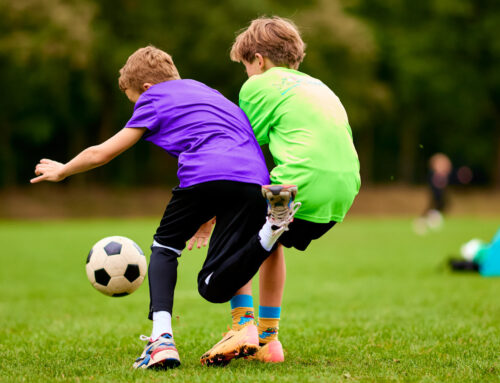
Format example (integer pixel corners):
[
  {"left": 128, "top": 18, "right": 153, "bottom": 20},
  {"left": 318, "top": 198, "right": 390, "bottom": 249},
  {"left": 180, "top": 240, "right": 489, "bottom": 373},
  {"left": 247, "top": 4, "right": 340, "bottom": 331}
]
[
  {"left": 269, "top": 201, "right": 302, "bottom": 227},
  {"left": 135, "top": 334, "right": 177, "bottom": 365},
  {"left": 139, "top": 334, "right": 151, "bottom": 342}
]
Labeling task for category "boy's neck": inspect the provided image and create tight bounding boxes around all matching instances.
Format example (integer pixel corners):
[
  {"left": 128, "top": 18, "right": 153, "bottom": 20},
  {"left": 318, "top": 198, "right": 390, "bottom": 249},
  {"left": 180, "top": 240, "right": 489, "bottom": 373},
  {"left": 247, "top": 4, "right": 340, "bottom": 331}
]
[{"left": 262, "top": 57, "right": 277, "bottom": 72}]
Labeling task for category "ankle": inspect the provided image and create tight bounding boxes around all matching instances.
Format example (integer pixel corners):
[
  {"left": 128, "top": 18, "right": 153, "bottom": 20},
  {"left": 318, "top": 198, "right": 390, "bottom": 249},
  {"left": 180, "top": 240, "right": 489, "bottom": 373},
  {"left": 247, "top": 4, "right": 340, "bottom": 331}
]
[
  {"left": 258, "top": 307, "right": 281, "bottom": 344},
  {"left": 231, "top": 307, "right": 255, "bottom": 330}
]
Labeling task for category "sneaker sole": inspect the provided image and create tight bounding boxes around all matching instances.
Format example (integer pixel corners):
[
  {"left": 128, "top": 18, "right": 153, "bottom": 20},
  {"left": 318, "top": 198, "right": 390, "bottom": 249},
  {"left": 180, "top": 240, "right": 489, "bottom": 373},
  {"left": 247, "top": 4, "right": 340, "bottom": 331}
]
[
  {"left": 135, "top": 349, "right": 181, "bottom": 370},
  {"left": 149, "top": 358, "right": 181, "bottom": 370},
  {"left": 262, "top": 185, "right": 297, "bottom": 198}
]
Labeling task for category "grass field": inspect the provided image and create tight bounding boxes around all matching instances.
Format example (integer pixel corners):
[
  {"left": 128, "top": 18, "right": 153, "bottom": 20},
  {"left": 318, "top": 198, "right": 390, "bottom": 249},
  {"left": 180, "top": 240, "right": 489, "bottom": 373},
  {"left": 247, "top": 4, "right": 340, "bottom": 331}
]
[{"left": 0, "top": 217, "right": 499, "bottom": 382}]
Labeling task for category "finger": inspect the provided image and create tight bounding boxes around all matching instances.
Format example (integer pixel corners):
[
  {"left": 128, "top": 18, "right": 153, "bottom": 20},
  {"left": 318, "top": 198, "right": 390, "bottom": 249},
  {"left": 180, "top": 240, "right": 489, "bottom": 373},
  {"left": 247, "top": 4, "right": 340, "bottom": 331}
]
[
  {"left": 187, "top": 237, "right": 195, "bottom": 251},
  {"left": 35, "top": 165, "right": 49, "bottom": 176},
  {"left": 35, "top": 163, "right": 47, "bottom": 172},
  {"left": 40, "top": 159, "right": 52, "bottom": 164},
  {"left": 202, "top": 237, "right": 209, "bottom": 247},
  {"left": 30, "top": 175, "right": 46, "bottom": 183}
]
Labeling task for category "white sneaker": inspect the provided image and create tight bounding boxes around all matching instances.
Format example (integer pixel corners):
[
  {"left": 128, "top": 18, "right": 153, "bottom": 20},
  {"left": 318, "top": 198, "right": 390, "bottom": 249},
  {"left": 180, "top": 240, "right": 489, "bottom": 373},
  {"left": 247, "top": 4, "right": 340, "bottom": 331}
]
[
  {"left": 261, "top": 185, "right": 301, "bottom": 231},
  {"left": 426, "top": 209, "right": 444, "bottom": 230},
  {"left": 133, "top": 333, "right": 180, "bottom": 370}
]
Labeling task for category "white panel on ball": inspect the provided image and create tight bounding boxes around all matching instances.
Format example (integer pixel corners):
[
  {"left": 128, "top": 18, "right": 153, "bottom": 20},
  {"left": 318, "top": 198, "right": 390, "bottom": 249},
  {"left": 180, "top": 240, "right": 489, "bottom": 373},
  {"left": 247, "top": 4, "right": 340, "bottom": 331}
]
[{"left": 86, "top": 236, "right": 147, "bottom": 297}]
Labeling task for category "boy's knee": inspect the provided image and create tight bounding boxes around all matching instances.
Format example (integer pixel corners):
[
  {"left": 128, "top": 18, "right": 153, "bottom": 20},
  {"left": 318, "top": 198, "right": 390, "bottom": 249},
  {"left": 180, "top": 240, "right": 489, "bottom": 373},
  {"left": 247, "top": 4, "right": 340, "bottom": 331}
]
[
  {"left": 197, "top": 274, "right": 232, "bottom": 304},
  {"left": 150, "top": 241, "right": 182, "bottom": 258}
]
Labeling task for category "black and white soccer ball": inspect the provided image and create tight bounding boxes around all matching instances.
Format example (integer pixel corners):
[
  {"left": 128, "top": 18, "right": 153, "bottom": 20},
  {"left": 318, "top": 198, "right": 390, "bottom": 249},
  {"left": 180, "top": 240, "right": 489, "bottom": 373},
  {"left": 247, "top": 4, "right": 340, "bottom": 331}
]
[{"left": 86, "top": 236, "right": 147, "bottom": 297}]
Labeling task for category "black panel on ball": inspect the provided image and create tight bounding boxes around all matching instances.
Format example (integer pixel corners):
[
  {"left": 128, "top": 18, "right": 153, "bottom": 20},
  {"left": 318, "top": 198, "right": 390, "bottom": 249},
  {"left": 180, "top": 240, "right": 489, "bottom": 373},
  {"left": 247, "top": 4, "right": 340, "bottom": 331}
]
[
  {"left": 86, "top": 249, "right": 93, "bottom": 264},
  {"left": 124, "top": 264, "right": 141, "bottom": 282},
  {"left": 104, "top": 241, "right": 122, "bottom": 256},
  {"left": 94, "top": 268, "right": 111, "bottom": 286},
  {"left": 113, "top": 292, "right": 129, "bottom": 297}
]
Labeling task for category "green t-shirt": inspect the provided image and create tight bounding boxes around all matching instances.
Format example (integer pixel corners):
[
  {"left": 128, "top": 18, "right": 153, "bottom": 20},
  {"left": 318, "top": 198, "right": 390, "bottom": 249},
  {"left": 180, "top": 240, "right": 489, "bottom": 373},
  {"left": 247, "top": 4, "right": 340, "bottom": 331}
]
[{"left": 239, "top": 67, "right": 360, "bottom": 223}]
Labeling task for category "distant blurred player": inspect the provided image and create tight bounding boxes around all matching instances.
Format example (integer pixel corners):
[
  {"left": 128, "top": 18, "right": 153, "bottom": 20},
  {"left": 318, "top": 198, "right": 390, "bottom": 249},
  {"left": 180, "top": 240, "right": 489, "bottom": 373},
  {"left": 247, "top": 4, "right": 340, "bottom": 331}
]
[
  {"left": 31, "top": 46, "right": 300, "bottom": 369},
  {"left": 428, "top": 153, "right": 453, "bottom": 213},
  {"left": 414, "top": 153, "right": 472, "bottom": 234},
  {"left": 198, "top": 16, "right": 361, "bottom": 365}
]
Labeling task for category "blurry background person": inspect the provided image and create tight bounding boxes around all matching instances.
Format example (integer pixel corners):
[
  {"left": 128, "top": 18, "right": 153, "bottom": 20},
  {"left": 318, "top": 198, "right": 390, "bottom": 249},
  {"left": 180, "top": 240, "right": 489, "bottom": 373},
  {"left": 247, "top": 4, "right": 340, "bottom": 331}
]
[
  {"left": 428, "top": 153, "right": 453, "bottom": 215},
  {"left": 414, "top": 153, "right": 473, "bottom": 234}
]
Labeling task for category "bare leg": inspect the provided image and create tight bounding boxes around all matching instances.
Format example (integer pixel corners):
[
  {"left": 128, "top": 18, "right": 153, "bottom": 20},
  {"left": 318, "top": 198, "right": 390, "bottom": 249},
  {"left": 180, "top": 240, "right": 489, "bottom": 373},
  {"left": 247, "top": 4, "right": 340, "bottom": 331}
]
[
  {"left": 259, "top": 245, "right": 285, "bottom": 306},
  {"left": 234, "top": 280, "right": 253, "bottom": 296}
]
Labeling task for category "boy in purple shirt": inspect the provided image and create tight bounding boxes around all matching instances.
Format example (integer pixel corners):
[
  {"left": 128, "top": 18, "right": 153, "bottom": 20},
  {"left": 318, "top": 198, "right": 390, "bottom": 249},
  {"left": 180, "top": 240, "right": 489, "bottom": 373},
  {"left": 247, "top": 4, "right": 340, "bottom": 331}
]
[{"left": 31, "top": 46, "right": 299, "bottom": 369}]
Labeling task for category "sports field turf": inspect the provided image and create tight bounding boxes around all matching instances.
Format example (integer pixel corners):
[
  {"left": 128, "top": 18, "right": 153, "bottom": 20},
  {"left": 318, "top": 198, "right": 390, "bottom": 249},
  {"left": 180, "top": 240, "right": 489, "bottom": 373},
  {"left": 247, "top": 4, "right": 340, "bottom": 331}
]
[{"left": 0, "top": 217, "right": 498, "bottom": 382}]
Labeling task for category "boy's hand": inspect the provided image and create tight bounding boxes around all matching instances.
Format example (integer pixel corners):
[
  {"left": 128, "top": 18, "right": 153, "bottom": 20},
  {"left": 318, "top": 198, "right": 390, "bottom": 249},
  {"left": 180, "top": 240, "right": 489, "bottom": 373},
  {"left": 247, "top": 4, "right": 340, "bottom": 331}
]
[
  {"left": 187, "top": 217, "right": 215, "bottom": 250},
  {"left": 29, "top": 128, "right": 146, "bottom": 185},
  {"left": 31, "top": 159, "right": 66, "bottom": 183}
]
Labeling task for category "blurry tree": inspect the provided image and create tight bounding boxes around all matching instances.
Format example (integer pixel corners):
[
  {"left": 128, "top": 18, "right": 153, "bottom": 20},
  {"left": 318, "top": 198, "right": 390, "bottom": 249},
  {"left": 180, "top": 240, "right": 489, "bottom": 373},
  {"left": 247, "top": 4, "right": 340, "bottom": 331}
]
[
  {"left": 1, "top": 0, "right": 498, "bottom": 188},
  {"left": 351, "top": 0, "right": 500, "bottom": 185},
  {"left": 0, "top": 0, "right": 382, "bottom": 187},
  {"left": 0, "top": 0, "right": 96, "bottom": 186},
  {"left": 297, "top": 0, "right": 390, "bottom": 182}
]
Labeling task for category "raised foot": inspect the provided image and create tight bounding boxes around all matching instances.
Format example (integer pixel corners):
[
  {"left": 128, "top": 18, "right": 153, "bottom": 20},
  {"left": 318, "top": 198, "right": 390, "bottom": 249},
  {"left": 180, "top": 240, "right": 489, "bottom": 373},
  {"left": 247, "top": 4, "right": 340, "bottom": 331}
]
[{"left": 261, "top": 185, "right": 301, "bottom": 230}]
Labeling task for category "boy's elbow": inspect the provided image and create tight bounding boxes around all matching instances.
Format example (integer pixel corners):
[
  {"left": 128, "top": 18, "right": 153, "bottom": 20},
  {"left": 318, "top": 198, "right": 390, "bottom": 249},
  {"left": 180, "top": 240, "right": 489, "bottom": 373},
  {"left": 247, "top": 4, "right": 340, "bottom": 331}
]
[{"left": 86, "top": 146, "right": 114, "bottom": 166}]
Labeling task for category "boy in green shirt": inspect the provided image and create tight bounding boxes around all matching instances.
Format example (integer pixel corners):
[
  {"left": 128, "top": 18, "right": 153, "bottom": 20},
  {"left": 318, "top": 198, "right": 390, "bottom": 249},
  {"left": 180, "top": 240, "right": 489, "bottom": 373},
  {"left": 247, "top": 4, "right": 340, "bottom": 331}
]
[{"left": 200, "top": 16, "right": 360, "bottom": 365}]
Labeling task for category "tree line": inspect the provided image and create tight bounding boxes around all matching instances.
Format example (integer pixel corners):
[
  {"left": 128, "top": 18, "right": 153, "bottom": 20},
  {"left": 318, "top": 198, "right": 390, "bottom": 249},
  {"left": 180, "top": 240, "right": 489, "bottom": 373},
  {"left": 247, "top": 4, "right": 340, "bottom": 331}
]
[{"left": 1, "top": 0, "right": 499, "bottom": 187}]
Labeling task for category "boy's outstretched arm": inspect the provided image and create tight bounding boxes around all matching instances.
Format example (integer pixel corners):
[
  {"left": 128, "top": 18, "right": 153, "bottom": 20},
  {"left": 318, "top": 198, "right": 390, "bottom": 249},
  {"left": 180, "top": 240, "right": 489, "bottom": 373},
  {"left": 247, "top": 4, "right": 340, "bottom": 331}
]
[{"left": 30, "top": 127, "right": 146, "bottom": 183}]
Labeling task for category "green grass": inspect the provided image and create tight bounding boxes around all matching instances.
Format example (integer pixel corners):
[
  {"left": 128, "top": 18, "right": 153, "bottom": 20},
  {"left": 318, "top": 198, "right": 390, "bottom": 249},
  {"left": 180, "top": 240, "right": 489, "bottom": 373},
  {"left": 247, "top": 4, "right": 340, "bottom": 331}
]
[{"left": 0, "top": 217, "right": 499, "bottom": 382}]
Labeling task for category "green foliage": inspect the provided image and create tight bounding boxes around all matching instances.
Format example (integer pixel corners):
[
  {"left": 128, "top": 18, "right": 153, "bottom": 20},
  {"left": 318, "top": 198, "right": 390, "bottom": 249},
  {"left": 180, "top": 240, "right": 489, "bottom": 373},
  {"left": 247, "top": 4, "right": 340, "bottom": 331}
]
[
  {"left": 0, "top": 218, "right": 499, "bottom": 382},
  {"left": 0, "top": 0, "right": 499, "bottom": 186},
  {"left": 351, "top": 0, "right": 500, "bottom": 183}
]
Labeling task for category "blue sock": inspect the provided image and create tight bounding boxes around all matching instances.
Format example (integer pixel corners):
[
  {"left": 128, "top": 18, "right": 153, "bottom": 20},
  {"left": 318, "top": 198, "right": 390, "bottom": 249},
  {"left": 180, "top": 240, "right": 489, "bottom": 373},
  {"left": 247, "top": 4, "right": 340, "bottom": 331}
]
[
  {"left": 259, "top": 305, "right": 281, "bottom": 319},
  {"left": 230, "top": 294, "right": 254, "bottom": 309}
]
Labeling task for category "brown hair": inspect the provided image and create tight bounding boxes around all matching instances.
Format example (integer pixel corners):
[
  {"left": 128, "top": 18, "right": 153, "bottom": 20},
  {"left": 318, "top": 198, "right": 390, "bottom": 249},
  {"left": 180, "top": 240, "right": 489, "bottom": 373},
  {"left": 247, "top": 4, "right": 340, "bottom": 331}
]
[
  {"left": 118, "top": 46, "right": 180, "bottom": 93},
  {"left": 230, "top": 16, "right": 306, "bottom": 70}
]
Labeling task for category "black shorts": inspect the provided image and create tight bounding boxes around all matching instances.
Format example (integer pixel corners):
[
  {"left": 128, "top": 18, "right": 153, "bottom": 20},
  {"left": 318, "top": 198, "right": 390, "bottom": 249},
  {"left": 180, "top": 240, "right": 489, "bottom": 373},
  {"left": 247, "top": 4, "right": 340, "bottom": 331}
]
[
  {"left": 279, "top": 218, "right": 336, "bottom": 251},
  {"left": 154, "top": 180, "right": 267, "bottom": 271}
]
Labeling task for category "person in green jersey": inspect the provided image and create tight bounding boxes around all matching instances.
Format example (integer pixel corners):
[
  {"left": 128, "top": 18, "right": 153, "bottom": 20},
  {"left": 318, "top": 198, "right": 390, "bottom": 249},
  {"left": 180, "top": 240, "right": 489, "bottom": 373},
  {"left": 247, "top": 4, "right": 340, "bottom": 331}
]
[{"left": 198, "top": 16, "right": 360, "bottom": 364}]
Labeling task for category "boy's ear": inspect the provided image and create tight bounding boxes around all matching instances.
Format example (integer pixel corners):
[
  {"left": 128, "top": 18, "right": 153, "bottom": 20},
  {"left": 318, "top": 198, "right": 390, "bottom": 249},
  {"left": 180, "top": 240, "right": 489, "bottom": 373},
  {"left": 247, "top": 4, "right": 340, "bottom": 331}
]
[
  {"left": 142, "top": 83, "right": 153, "bottom": 91},
  {"left": 255, "top": 53, "right": 265, "bottom": 69}
]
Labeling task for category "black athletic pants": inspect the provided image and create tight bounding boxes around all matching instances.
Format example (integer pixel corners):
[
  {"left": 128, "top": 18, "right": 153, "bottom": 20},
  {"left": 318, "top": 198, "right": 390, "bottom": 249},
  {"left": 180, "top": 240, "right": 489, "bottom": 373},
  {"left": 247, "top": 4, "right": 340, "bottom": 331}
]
[{"left": 148, "top": 181, "right": 269, "bottom": 319}]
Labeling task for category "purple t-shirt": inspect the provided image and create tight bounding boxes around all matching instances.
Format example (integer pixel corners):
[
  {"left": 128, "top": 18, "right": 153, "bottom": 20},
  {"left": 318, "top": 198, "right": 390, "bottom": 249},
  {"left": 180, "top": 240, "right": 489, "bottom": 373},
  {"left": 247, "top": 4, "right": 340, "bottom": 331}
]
[{"left": 125, "top": 80, "right": 269, "bottom": 188}]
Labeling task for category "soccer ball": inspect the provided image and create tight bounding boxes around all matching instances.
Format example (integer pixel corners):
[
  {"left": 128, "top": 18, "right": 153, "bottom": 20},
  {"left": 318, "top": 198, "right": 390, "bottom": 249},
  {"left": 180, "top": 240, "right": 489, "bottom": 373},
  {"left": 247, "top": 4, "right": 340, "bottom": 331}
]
[{"left": 86, "top": 236, "right": 147, "bottom": 297}]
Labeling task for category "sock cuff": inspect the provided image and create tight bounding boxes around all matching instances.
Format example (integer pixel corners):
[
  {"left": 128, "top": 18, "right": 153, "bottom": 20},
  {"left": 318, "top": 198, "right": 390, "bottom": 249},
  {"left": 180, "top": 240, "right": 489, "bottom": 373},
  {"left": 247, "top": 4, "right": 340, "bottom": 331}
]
[
  {"left": 230, "top": 294, "right": 254, "bottom": 309},
  {"left": 152, "top": 311, "right": 172, "bottom": 320},
  {"left": 259, "top": 305, "right": 281, "bottom": 319}
]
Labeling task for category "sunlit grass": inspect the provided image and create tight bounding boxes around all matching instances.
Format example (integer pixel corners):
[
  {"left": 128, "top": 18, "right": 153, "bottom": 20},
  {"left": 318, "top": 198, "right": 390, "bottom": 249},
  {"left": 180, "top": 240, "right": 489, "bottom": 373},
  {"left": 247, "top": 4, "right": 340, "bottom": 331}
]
[{"left": 0, "top": 218, "right": 498, "bottom": 382}]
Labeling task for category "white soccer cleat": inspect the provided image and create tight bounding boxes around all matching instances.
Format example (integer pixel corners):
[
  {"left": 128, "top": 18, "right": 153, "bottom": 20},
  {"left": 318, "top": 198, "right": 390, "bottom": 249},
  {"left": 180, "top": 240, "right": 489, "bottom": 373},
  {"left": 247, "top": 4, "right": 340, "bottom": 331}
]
[
  {"left": 261, "top": 185, "right": 301, "bottom": 231},
  {"left": 133, "top": 333, "right": 180, "bottom": 370}
]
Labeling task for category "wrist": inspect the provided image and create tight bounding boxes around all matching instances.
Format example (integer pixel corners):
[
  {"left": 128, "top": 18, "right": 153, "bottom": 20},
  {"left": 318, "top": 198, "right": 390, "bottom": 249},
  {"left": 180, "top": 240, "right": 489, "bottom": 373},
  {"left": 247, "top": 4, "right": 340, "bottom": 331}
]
[{"left": 59, "top": 165, "right": 69, "bottom": 180}]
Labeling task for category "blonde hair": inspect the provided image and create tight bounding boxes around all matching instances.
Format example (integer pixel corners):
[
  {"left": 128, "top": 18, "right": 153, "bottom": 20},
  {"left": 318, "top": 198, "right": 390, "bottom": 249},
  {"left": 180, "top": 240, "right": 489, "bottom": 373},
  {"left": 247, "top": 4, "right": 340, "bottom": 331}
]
[
  {"left": 118, "top": 46, "right": 180, "bottom": 93},
  {"left": 230, "top": 16, "right": 306, "bottom": 70}
]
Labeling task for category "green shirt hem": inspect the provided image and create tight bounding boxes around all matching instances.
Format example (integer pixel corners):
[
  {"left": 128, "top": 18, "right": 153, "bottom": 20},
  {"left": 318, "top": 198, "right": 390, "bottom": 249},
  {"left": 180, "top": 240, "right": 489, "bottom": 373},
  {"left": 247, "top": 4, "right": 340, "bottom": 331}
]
[{"left": 294, "top": 211, "right": 345, "bottom": 224}]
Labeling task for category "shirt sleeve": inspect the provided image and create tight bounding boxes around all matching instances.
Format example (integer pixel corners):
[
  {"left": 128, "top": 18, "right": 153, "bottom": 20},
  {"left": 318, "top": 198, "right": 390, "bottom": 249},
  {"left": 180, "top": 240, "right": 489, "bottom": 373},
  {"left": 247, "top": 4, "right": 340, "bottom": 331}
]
[
  {"left": 238, "top": 78, "right": 275, "bottom": 146},
  {"left": 125, "top": 95, "right": 159, "bottom": 131}
]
